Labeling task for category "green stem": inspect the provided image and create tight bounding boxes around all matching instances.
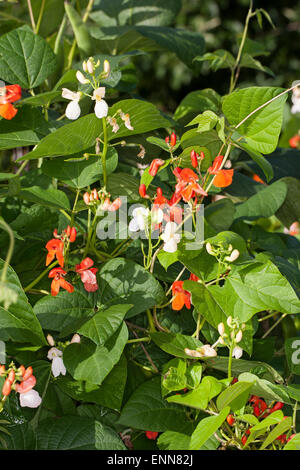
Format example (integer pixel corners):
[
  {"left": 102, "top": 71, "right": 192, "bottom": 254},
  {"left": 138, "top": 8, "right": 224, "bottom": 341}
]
[
  {"left": 127, "top": 337, "right": 150, "bottom": 344},
  {"left": 26, "top": 0, "right": 36, "bottom": 32},
  {"left": 262, "top": 313, "right": 287, "bottom": 339},
  {"left": 24, "top": 260, "right": 58, "bottom": 293},
  {"left": 146, "top": 309, "right": 156, "bottom": 333},
  {"left": 35, "top": 0, "right": 46, "bottom": 35},
  {"left": 64, "top": 189, "right": 80, "bottom": 269},
  {"left": 228, "top": 341, "right": 235, "bottom": 380},
  {"left": 54, "top": 14, "right": 67, "bottom": 54},
  {"left": 83, "top": 213, "right": 98, "bottom": 258},
  {"left": 0, "top": 220, "right": 14, "bottom": 283},
  {"left": 101, "top": 118, "right": 108, "bottom": 188}
]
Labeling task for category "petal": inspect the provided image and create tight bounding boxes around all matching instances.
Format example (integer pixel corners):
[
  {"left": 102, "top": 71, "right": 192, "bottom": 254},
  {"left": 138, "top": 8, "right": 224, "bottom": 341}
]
[
  {"left": 59, "top": 278, "right": 74, "bottom": 294},
  {"left": 213, "top": 169, "right": 234, "bottom": 188},
  {"left": 172, "top": 292, "right": 185, "bottom": 311},
  {"left": 19, "top": 389, "right": 42, "bottom": 408},
  {"left": 80, "top": 269, "right": 96, "bottom": 285},
  {"left": 46, "top": 250, "right": 55, "bottom": 266},
  {"left": 65, "top": 100, "right": 81, "bottom": 120},
  {"left": 51, "top": 357, "right": 66, "bottom": 377},
  {"left": 163, "top": 239, "right": 178, "bottom": 253},
  {"left": 15, "top": 375, "right": 36, "bottom": 394},
  {"left": 129, "top": 218, "right": 140, "bottom": 232},
  {"left": 94, "top": 100, "right": 108, "bottom": 119},
  {"left": 84, "top": 281, "right": 99, "bottom": 292},
  {"left": 51, "top": 279, "right": 60, "bottom": 296},
  {"left": 0, "top": 103, "right": 17, "bottom": 120}
]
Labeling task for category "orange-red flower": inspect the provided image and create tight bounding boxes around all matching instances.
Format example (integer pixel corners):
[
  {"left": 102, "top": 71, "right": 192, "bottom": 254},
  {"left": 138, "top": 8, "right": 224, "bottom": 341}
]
[
  {"left": 149, "top": 159, "right": 165, "bottom": 176},
  {"left": 289, "top": 135, "right": 300, "bottom": 148},
  {"left": 0, "top": 84, "right": 22, "bottom": 120},
  {"left": 174, "top": 168, "right": 207, "bottom": 202},
  {"left": 208, "top": 155, "right": 234, "bottom": 188},
  {"left": 45, "top": 239, "right": 64, "bottom": 267},
  {"left": 189, "top": 273, "right": 199, "bottom": 282},
  {"left": 171, "top": 281, "right": 191, "bottom": 311},
  {"left": 75, "top": 257, "right": 98, "bottom": 292},
  {"left": 145, "top": 431, "right": 159, "bottom": 440},
  {"left": 48, "top": 267, "right": 74, "bottom": 296}
]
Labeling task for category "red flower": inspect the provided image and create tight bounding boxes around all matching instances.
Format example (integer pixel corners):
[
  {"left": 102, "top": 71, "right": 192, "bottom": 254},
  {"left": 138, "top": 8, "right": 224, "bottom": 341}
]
[
  {"left": 0, "top": 84, "right": 22, "bottom": 120},
  {"left": 48, "top": 267, "right": 74, "bottom": 296},
  {"left": 75, "top": 258, "right": 98, "bottom": 292},
  {"left": 149, "top": 159, "right": 165, "bottom": 177},
  {"left": 289, "top": 135, "right": 300, "bottom": 148},
  {"left": 139, "top": 184, "right": 148, "bottom": 198},
  {"left": 174, "top": 168, "right": 207, "bottom": 202},
  {"left": 189, "top": 273, "right": 199, "bottom": 282},
  {"left": 145, "top": 431, "right": 159, "bottom": 440},
  {"left": 46, "top": 239, "right": 64, "bottom": 267},
  {"left": 208, "top": 155, "right": 234, "bottom": 188},
  {"left": 269, "top": 402, "right": 284, "bottom": 414},
  {"left": 15, "top": 374, "right": 36, "bottom": 394},
  {"left": 23, "top": 366, "right": 33, "bottom": 381},
  {"left": 226, "top": 414, "right": 235, "bottom": 426},
  {"left": 249, "top": 395, "right": 268, "bottom": 417},
  {"left": 154, "top": 187, "right": 168, "bottom": 206},
  {"left": 171, "top": 281, "right": 191, "bottom": 311}
]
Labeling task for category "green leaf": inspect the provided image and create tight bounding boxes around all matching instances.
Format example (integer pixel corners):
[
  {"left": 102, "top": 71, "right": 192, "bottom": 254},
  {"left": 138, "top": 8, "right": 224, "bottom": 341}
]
[
  {"left": 0, "top": 259, "right": 45, "bottom": 345},
  {"left": 193, "top": 49, "right": 235, "bottom": 71},
  {"left": 187, "top": 110, "right": 218, "bottom": 131},
  {"left": 275, "top": 177, "right": 300, "bottom": 228},
  {"left": 238, "top": 372, "right": 290, "bottom": 404},
  {"left": 151, "top": 332, "right": 203, "bottom": 358},
  {"left": 118, "top": 377, "right": 186, "bottom": 432},
  {"left": 223, "top": 87, "right": 287, "bottom": 154},
  {"left": 34, "top": 283, "right": 100, "bottom": 336},
  {"left": 63, "top": 323, "right": 128, "bottom": 385},
  {"left": 168, "top": 376, "right": 222, "bottom": 410},
  {"left": 216, "top": 382, "right": 253, "bottom": 412},
  {"left": 174, "top": 89, "right": 221, "bottom": 126},
  {"left": 2, "top": 423, "right": 36, "bottom": 450},
  {"left": 107, "top": 99, "right": 171, "bottom": 141},
  {"left": 0, "top": 25, "right": 57, "bottom": 88},
  {"left": 237, "top": 141, "right": 274, "bottom": 182},
  {"left": 284, "top": 433, "right": 300, "bottom": 450},
  {"left": 99, "top": 258, "right": 165, "bottom": 318},
  {"left": 158, "top": 431, "right": 191, "bottom": 450},
  {"left": 78, "top": 304, "right": 132, "bottom": 345},
  {"left": 180, "top": 129, "right": 222, "bottom": 168},
  {"left": 205, "top": 199, "right": 236, "bottom": 232},
  {"left": 18, "top": 186, "right": 70, "bottom": 210},
  {"left": 234, "top": 180, "right": 287, "bottom": 220},
  {"left": 90, "top": 0, "right": 182, "bottom": 27},
  {"left": 135, "top": 26, "right": 205, "bottom": 69},
  {"left": 18, "top": 114, "right": 103, "bottom": 161},
  {"left": 189, "top": 406, "right": 230, "bottom": 450},
  {"left": 41, "top": 148, "right": 118, "bottom": 189},
  {"left": 65, "top": 3, "right": 93, "bottom": 56},
  {"left": 37, "top": 416, "right": 125, "bottom": 450},
  {"left": 56, "top": 354, "right": 127, "bottom": 412}
]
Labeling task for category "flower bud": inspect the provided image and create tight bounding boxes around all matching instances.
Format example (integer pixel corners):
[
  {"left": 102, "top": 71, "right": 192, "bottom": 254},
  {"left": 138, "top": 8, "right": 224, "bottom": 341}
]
[
  {"left": 200, "top": 151, "right": 205, "bottom": 160},
  {"left": 190, "top": 149, "right": 198, "bottom": 168},
  {"left": 156, "top": 187, "right": 163, "bottom": 198},
  {"left": 69, "top": 227, "right": 77, "bottom": 243},
  {"left": 2, "top": 378, "right": 12, "bottom": 396},
  {"left": 71, "top": 333, "right": 81, "bottom": 344},
  {"left": 103, "top": 59, "right": 111, "bottom": 78},
  {"left": 170, "top": 132, "right": 176, "bottom": 147},
  {"left": 165, "top": 136, "right": 170, "bottom": 144},
  {"left": 8, "top": 370, "right": 15, "bottom": 382},
  {"left": 109, "top": 197, "right": 122, "bottom": 211},
  {"left": 218, "top": 336, "right": 225, "bottom": 345},
  {"left": 23, "top": 366, "right": 33, "bottom": 381},
  {"left": 82, "top": 60, "right": 88, "bottom": 72},
  {"left": 206, "top": 242, "right": 213, "bottom": 255},
  {"left": 232, "top": 345, "right": 243, "bottom": 359},
  {"left": 76, "top": 71, "right": 89, "bottom": 84},
  {"left": 226, "top": 316, "right": 233, "bottom": 327},
  {"left": 86, "top": 58, "right": 95, "bottom": 74},
  {"left": 83, "top": 192, "right": 90, "bottom": 205},
  {"left": 225, "top": 249, "right": 240, "bottom": 263},
  {"left": 149, "top": 159, "right": 164, "bottom": 177},
  {"left": 19, "top": 365, "right": 25, "bottom": 377},
  {"left": 47, "top": 334, "right": 55, "bottom": 346},
  {"left": 235, "top": 330, "right": 243, "bottom": 343},
  {"left": 217, "top": 322, "right": 225, "bottom": 336},
  {"left": 91, "top": 188, "right": 99, "bottom": 201},
  {"left": 0, "top": 365, "right": 5, "bottom": 376},
  {"left": 139, "top": 184, "right": 147, "bottom": 198}
]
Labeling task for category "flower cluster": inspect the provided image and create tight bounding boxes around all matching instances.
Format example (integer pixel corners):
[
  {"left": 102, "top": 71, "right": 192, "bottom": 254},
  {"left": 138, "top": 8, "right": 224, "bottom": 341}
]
[
  {"left": 217, "top": 316, "right": 245, "bottom": 359},
  {"left": 0, "top": 363, "right": 41, "bottom": 409},
  {"left": 46, "top": 333, "right": 80, "bottom": 378},
  {"left": 83, "top": 188, "right": 121, "bottom": 213},
  {"left": 0, "top": 84, "right": 21, "bottom": 120},
  {"left": 45, "top": 226, "right": 98, "bottom": 295}
]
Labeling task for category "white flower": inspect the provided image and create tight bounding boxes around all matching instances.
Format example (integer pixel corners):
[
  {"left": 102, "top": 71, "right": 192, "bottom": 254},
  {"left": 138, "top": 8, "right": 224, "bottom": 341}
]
[
  {"left": 291, "top": 87, "right": 300, "bottom": 114},
  {"left": 184, "top": 345, "right": 217, "bottom": 358},
  {"left": 232, "top": 345, "right": 243, "bottom": 359},
  {"left": 129, "top": 207, "right": 150, "bottom": 232},
  {"left": 161, "top": 221, "right": 180, "bottom": 253},
  {"left": 86, "top": 58, "right": 95, "bottom": 74},
  {"left": 76, "top": 70, "right": 89, "bottom": 84},
  {"left": 62, "top": 88, "right": 81, "bottom": 120},
  {"left": 235, "top": 330, "right": 243, "bottom": 343},
  {"left": 47, "top": 347, "right": 66, "bottom": 378},
  {"left": 151, "top": 207, "right": 164, "bottom": 226},
  {"left": 206, "top": 242, "right": 214, "bottom": 255},
  {"left": 92, "top": 87, "right": 108, "bottom": 119},
  {"left": 103, "top": 59, "right": 111, "bottom": 78},
  {"left": 19, "top": 389, "right": 42, "bottom": 408},
  {"left": 218, "top": 322, "right": 225, "bottom": 336},
  {"left": 225, "top": 249, "right": 240, "bottom": 262},
  {"left": 47, "top": 334, "right": 55, "bottom": 346},
  {"left": 71, "top": 333, "right": 81, "bottom": 343}
]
